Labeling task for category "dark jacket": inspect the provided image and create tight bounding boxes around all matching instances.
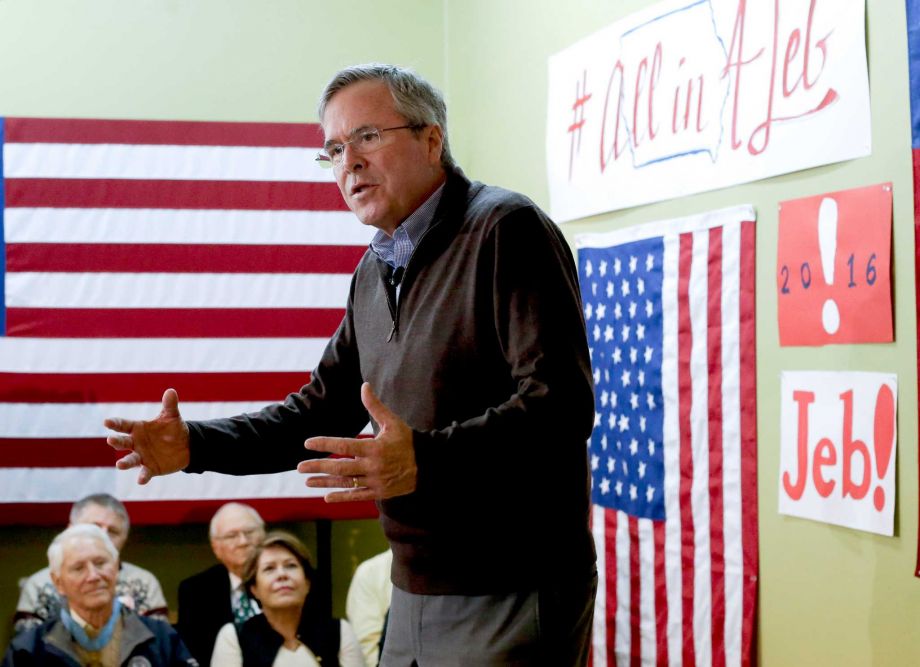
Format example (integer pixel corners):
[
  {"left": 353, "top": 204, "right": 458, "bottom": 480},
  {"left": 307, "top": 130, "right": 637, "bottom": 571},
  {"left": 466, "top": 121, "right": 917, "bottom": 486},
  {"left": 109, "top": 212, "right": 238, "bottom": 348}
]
[
  {"left": 237, "top": 611, "right": 340, "bottom": 667},
  {"left": 186, "top": 167, "right": 596, "bottom": 595},
  {"left": 176, "top": 564, "right": 233, "bottom": 666},
  {"left": 2, "top": 607, "right": 196, "bottom": 667}
]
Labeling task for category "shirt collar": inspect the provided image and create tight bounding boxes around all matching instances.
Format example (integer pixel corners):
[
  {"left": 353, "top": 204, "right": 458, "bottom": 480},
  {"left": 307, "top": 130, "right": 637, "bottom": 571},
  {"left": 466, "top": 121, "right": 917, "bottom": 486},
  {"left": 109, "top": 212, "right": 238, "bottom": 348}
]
[{"left": 369, "top": 183, "right": 445, "bottom": 268}]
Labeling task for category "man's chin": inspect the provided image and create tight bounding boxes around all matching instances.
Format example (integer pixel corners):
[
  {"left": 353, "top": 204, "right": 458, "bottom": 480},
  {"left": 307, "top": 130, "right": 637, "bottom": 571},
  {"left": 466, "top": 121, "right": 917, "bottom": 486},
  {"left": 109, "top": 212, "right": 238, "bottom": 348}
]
[{"left": 80, "top": 593, "right": 115, "bottom": 610}]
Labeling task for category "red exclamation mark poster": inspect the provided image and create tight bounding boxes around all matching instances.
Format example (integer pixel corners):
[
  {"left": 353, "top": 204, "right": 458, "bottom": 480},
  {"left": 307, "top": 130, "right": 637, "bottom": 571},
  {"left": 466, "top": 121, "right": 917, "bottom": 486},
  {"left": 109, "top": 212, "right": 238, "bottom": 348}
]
[{"left": 776, "top": 183, "right": 893, "bottom": 346}]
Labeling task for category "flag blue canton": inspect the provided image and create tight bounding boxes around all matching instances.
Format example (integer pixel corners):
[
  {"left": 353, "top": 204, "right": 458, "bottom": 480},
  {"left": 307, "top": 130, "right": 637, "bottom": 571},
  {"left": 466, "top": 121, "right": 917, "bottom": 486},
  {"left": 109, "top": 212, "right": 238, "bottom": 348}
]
[{"left": 580, "top": 237, "right": 665, "bottom": 520}]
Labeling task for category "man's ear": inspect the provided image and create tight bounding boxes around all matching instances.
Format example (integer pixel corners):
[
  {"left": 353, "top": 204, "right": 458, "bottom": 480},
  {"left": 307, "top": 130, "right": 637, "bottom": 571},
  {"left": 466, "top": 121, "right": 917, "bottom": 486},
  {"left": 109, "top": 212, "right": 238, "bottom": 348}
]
[
  {"left": 425, "top": 125, "right": 444, "bottom": 165},
  {"left": 50, "top": 571, "right": 65, "bottom": 596}
]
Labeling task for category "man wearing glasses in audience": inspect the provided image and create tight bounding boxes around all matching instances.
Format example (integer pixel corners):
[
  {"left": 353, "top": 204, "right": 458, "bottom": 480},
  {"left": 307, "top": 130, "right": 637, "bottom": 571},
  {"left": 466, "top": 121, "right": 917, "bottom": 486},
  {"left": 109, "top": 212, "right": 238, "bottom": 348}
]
[
  {"left": 105, "top": 63, "right": 596, "bottom": 666},
  {"left": 175, "top": 503, "right": 265, "bottom": 665}
]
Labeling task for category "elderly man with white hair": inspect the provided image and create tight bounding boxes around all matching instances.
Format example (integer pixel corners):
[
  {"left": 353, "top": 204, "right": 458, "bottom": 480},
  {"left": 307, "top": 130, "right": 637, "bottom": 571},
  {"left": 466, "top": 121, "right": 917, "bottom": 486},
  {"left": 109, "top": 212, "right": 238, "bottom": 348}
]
[
  {"left": 3, "top": 524, "right": 196, "bottom": 667},
  {"left": 14, "top": 493, "right": 168, "bottom": 634}
]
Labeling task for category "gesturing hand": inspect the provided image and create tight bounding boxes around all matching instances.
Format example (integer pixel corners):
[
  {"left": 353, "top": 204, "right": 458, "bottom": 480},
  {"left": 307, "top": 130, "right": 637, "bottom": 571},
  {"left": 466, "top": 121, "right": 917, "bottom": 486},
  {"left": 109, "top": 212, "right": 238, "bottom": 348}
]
[
  {"left": 103, "top": 388, "right": 191, "bottom": 485},
  {"left": 297, "top": 383, "right": 417, "bottom": 502}
]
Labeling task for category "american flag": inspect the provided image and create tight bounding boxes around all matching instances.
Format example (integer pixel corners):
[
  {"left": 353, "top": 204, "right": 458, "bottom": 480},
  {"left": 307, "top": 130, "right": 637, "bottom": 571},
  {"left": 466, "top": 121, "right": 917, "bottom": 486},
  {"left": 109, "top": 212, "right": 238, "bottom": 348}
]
[
  {"left": 576, "top": 206, "right": 758, "bottom": 666},
  {"left": 0, "top": 116, "right": 377, "bottom": 525}
]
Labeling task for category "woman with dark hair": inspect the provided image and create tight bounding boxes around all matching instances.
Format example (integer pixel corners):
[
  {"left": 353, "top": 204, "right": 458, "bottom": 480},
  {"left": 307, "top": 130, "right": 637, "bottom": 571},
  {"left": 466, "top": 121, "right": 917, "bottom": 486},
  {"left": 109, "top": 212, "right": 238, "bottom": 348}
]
[{"left": 210, "top": 531, "right": 365, "bottom": 667}]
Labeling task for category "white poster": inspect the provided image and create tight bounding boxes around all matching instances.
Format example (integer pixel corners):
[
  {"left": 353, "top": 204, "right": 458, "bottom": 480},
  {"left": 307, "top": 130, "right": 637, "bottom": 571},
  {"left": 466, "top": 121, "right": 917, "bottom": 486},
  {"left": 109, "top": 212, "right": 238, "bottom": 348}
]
[
  {"left": 546, "top": 0, "right": 871, "bottom": 221},
  {"left": 778, "top": 371, "right": 897, "bottom": 536}
]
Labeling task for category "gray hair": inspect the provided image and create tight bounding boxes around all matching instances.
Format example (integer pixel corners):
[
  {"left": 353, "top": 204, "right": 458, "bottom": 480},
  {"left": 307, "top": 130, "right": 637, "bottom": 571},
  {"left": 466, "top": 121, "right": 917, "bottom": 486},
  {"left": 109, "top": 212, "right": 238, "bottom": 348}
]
[
  {"left": 209, "top": 502, "right": 265, "bottom": 539},
  {"left": 47, "top": 524, "right": 118, "bottom": 576},
  {"left": 317, "top": 63, "right": 454, "bottom": 169},
  {"left": 70, "top": 493, "right": 130, "bottom": 535}
]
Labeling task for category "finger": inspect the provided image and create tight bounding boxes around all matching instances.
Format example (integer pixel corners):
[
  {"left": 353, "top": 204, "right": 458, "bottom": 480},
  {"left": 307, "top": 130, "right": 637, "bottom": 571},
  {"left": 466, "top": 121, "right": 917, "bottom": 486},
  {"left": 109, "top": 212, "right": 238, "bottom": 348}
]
[
  {"left": 137, "top": 466, "right": 152, "bottom": 485},
  {"left": 360, "top": 383, "right": 396, "bottom": 427},
  {"left": 322, "top": 489, "right": 377, "bottom": 503},
  {"left": 304, "top": 436, "right": 367, "bottom": 457},
  {"left": 159, "top": 388, "right": 181, "bottom": 420},
  {"left": 304, "top": 475, "right": 363, "bottom": 489},
  {"left": 116, "top": 452, "right": 142, "bottom": 470},
  {"left": 297, "top": 458, "right": 361, "bottom": 476},
  {"left": 106, "top": 435, "right": 134, "bottom": 451},
  {"left": 103, "top": 418, "right": 137, "bottom": 435}
]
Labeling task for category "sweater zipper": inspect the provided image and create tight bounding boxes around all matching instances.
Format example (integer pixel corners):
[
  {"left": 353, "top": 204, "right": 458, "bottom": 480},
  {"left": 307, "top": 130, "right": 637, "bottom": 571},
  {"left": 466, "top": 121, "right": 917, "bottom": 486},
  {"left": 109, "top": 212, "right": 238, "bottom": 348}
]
[{"left": 386, "top": 221, "right": 440, "bottom": 342}]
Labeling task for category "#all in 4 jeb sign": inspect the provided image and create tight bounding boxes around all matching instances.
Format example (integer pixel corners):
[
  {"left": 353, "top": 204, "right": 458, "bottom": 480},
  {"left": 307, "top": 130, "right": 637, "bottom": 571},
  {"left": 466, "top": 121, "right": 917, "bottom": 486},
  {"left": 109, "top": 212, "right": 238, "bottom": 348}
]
[
  {"left": 546, "top": 0, "right": 870, "bottom": 221},
  {"left": 779, "top": 371, "right": 897, "bottom": 536}
]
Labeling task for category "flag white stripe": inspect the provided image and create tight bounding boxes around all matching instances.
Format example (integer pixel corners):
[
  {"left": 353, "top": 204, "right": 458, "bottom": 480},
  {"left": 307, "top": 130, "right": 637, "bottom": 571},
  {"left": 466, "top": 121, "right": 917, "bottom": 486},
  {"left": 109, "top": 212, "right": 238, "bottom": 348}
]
[
  {"left": 0, "top": 338, "right": 329, "bottom": 372},
  {"left": 0, "top": 468, "right": 331, "bottom": 503},
  {"left": 661, "top": 233, "right": 683, "bottom": 665},
  {"left": 3, "top": 143, "right": 336, "bottom": 182},
  {"left": 0, "top": 401, "right": 279, "bottom": 437},
  {"left": 5, "top": 208, "right": 370, "bottom": 246},
  {"left": 575, "top": 205, "right": 756, "bottom": 249},
  {"left": 591, "top": 504, "right": 608, "bottom": 666},
  {"left": 6, "top": 273, "right": 353, "bottom": 309},
  {"left": 720, "top": 222, "right": 744, "bottom": 667},
  {"left": 638, "top": 518, "right": 656, "bottom": 665},
  {"left": 0, "top": 402, "right": 374, "bottom": 438},
  {"left": 689, "top": 230, "right": 713, "bottom": 666}
]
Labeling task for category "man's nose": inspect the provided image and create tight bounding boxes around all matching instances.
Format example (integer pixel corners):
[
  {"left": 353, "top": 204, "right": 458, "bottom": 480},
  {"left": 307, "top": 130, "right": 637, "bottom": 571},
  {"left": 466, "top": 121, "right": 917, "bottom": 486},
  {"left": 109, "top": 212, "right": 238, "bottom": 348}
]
[{"left": 341, "top": 143, "right": 365, "bottom": 173}]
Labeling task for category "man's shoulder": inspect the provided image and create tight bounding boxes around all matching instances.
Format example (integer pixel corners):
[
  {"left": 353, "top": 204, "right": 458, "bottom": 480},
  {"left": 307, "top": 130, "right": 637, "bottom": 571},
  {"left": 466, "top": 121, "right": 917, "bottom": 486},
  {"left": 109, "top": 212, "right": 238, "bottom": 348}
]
[
  {"left": 19, "top": 566, "right": 52, "bottom": 590},
  {"left": 354, "top": 549, "right": 392, "bottom": 578},
  {"left": 119, "top": 560, "right": 160, "bottom": 581},
  {"left": 8, "top": 617, "right": 63, "bottom": 653},
  {"left": 179, "top": 563, "right": 228, "bottom": 589},
  {"left": 16, "top": 566, "right": 58, "bottom": 614},
  {"left": 464, "top": 180, "right": 548, "bottom": 229},
  {"left": 131, "top": 609, "right": 177, "bottom": 637}
]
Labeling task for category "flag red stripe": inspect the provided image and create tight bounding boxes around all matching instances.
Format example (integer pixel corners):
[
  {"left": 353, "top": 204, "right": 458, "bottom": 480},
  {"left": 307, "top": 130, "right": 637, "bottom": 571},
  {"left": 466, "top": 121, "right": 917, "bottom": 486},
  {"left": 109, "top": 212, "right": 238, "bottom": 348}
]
[
  {"left": 5, "top": 178, "right": 348, "bottom": 211},
  {"left": 0, "top": 498, "right": 377, "bottom": 526},
  {"left": 587, "top": 509, "right": 595, "bottom": 667},
  {"left": 4, "top": 117, "right": 325, "bottom": 147},
  {"left": 707, "top": 226, "right": 727, "bottom": 667},
  {"left": 677, "top": 232, "right": 697, "bottom": 666},
  {"left": 738, "top": 221, "right": 759, "bottom": 666},
  {"left": 6, "top": 307, "right": 343, "bottom": 338},
  {"left": 0, "top": 371, "right": 310, "bottom": 403},
  {"left": 914, "top": 150, "right": 920, "bottom": 581},
  {"left": 0, "top": 435, "right": 370, "bottom": 469},
  {"left": 605, "top": 508, "right": 618, "bottom": 667},
  {"left": 653, "top": 520, "right": 668, "bottom": 667},
  {"left": 628, "top": 516, "right": 641, "bottom": 667},
  {"left": 0, "top": 438, "right": 119, "bottom": 467},
  {"left": 7, "top": 243, "right": 367, "bottom": 274}
]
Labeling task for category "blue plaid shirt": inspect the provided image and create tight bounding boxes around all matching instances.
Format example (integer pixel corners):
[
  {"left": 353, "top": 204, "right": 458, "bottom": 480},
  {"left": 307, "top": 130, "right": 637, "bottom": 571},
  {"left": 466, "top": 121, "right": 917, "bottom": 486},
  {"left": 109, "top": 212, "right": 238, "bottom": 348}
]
[{"left": 369, "top": 184, "right": 445, "bottom": 271}]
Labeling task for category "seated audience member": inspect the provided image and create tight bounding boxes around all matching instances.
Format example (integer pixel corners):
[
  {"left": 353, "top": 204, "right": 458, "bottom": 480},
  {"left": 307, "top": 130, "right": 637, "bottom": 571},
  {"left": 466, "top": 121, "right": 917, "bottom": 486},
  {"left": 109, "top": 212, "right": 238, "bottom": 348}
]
[
  {"left": 345, "top": 550, "right": 392, "bottom": 667},
  {"left": 14, "top": 493, "right": 168, "bottom": 634},
  {"left": 210, "top": 531, "right": 364, "bottom": 667},
  {"left": 177, "top": 503, "right": 266, "bottom": 665},
  {"left": 2, "top": 524, "right": 196, "bottom": 667}
]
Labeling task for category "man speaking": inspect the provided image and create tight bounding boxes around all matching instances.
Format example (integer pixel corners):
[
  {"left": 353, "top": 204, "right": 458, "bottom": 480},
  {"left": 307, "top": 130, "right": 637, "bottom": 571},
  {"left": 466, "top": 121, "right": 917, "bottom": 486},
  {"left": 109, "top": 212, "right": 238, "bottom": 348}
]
[{"left": 105, "top": 63, "right": 596, "bottom": 666}]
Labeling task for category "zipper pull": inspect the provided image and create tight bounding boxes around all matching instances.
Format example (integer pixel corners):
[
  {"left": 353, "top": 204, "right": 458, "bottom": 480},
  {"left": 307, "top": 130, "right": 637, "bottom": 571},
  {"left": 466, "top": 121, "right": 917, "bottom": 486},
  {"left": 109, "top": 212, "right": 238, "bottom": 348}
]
[{"left": 387, "top": 321, "right": 398, "bottom": 342}]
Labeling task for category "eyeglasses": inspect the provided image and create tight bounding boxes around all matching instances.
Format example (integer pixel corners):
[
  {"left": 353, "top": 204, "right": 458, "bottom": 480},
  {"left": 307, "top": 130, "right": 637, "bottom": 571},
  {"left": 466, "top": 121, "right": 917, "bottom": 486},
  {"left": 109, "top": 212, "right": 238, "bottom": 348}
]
[
  {"left": 214, "top": 527, "right": 262, "bottom": 543},
  {"left": 315, "top": 125, "right": 423, "bottom": 169}
]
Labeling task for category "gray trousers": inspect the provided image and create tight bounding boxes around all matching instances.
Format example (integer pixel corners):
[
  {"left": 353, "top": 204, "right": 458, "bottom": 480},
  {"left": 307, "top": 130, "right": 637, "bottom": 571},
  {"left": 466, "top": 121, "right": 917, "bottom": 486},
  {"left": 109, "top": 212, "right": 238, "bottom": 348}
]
[{"left": 380, "top": 572, "right": 597, "bottom": 667}]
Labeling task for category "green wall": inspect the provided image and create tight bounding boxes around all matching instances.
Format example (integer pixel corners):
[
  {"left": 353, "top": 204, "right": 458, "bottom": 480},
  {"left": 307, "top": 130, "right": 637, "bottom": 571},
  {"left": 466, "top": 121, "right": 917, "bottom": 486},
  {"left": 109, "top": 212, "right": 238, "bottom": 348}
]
[
  {"left": 446, "top": 0, "right": 920, "bottom": 664},
  {"left": 2, "top": 0, "right": 919, "bottom": 664}
]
